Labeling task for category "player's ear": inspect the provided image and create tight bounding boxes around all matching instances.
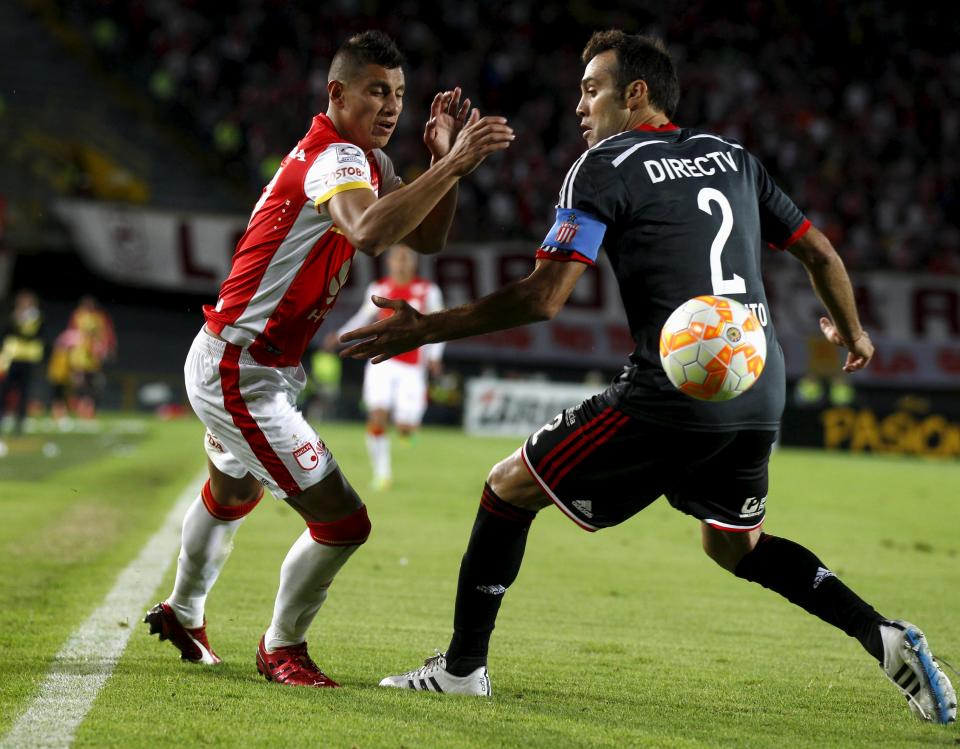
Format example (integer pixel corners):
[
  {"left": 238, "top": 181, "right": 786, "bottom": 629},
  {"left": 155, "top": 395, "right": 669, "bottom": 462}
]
[
  {"left": 328, "top": 79, "right": 345, "bottom": 108},
  {"left": 624, "top": 79, "right": 648, "bottom": 111}
]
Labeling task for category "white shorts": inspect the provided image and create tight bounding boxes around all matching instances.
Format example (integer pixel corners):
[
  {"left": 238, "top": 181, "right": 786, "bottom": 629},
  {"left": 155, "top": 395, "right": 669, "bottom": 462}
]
[
  {"left": 362, "top": 359, "right": 428, "bottom": 426},
  {"left": 184, "top": 329, "right": 338, "bottom": 499}
]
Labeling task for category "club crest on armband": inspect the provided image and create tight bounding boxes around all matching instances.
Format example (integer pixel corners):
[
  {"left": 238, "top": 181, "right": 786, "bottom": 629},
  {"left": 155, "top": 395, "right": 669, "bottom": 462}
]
[{"left": 555, "top": 214, "right": 579, "bottom": 244}]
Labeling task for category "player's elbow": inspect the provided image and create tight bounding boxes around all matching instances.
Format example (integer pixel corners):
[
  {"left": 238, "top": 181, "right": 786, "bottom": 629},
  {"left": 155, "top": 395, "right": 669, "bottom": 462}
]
[
  {"left": 349, "top": 231, "right": 391, "bottom": 257},
  {"left": 526, "top": 290, "right": 565, "bottom": 322},
  {"left": 789, "top": 225, "right": 842, "bottom": 271},
  {"left": 410, "top": 238, "right": 445, "bottom": 255}
]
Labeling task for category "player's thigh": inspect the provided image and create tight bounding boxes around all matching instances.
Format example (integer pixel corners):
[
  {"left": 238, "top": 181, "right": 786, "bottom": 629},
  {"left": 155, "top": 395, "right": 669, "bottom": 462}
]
[
  {"left": 521, "top": 394, "right": 671, "bottom": 531},
  {"left": 666, "top": 429, "right": 777, "bottom": 533},
  {"left": 206, "top": 457, "right": 261, "bottom": 506},
  {"left": 185, "top": 331, "right": 339, "bottom": 501},
  {"left": 392, "top": 365, "right": 427, "bottom": 427},
  {"left": 362, "top": 360, "right": 396, "bottom": 412}
]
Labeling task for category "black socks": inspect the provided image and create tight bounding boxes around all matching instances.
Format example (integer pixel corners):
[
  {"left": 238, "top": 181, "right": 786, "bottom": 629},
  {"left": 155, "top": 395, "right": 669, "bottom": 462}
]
[
  {"left": 445, "top": 484, "right": 536, "bottom": 676},
  {"left": 734, "top": 533, "right": 885, "bottom": 662}
]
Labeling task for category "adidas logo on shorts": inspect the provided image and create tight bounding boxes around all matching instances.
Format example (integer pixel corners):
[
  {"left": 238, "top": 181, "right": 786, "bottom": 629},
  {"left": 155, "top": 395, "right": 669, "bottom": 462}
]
[{"left": 571, "top": 499, "right": 594, "bottom": 518}]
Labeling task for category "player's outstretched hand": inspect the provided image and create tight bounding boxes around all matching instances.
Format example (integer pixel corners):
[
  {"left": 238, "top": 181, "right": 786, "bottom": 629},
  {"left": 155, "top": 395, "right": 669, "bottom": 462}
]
[
  {"left": 444, "top": 109, "right": 514, "bottom": 176},
  {"left": 819, "top": 316, "right": 874, "bottom": 372},
  {"left": 424, "top": 87, "right": 472, "bottom": 160},
  {"left": 339, "top": 296, "right": 428, "bottom": 363}
]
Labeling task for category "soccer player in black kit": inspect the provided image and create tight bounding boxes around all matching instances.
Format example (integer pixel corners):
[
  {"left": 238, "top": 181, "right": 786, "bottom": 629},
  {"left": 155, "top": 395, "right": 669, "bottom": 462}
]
[{"left": 341, "top": 30, "right": 956, "bottom": 722}]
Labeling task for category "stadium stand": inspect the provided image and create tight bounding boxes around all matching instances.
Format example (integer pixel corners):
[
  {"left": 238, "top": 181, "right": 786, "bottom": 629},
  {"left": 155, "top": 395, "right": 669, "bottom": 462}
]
[{"left": 49, "top": 0, "right": 960, "bottom": 274}]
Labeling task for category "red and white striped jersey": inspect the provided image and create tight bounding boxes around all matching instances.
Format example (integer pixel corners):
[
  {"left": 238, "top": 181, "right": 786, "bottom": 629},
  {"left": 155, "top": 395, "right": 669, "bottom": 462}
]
[
  {"left": 204, "top": 113, "right": 402, "bottom": 367},
  {"left": 338, "top": 277, "right": 444, "bottom": 366}
]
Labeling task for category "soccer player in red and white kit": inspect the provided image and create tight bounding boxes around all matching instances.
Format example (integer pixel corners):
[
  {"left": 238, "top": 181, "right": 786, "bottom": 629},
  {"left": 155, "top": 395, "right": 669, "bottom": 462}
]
[
  {"left": 332, "top": 243, "right": 444, "bottom": 490},
  {"left": 144, "top": 31, "right": 514, "bottom": 687}
]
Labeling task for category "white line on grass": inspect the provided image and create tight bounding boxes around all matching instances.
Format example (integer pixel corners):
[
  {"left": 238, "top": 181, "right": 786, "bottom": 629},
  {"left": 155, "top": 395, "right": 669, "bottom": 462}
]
[{"left": 1, "top": 471, "right": 206, "bottom": 749}]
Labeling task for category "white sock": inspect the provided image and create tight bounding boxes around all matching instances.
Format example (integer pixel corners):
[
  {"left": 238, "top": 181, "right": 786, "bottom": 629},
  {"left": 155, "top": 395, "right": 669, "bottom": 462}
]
[
  {"left": 166, "top": 495, "right": 245, "bottom": 628},
  {"left": 264, "top": 529, "right": 360, "bottom": 650},
  {"left": 366, "top": 432, "right": 391, "bottom": 480}
]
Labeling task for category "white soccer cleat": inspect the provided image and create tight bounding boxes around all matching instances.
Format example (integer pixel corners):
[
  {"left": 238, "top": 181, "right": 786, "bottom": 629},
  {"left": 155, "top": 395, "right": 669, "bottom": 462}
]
[
  {"left": 379, "top": 652, "right": 491, "bottom": 696},
  {"left": 880, "top": 620, "right": 957, "bottom": 724}
]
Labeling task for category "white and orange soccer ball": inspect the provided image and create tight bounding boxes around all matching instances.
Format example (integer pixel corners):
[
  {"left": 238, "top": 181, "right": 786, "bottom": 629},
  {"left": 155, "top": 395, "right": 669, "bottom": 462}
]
[{"left": 659, "top": 295, "right": 767, "bottom": 401}]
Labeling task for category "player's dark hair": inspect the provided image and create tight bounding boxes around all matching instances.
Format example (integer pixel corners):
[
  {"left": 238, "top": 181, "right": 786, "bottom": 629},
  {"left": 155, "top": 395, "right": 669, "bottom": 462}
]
[
  {"left": 582, "top": 30, "right": 680, "bottom": 118},
  {"left": 329, "top": 30, "right": 404, "bottom": 82}
]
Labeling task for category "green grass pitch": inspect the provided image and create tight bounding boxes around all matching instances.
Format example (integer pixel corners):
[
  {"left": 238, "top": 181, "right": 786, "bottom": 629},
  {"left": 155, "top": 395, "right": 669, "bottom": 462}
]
[{"left": 0, "top": 416, "right": 957, "bottom": 747}]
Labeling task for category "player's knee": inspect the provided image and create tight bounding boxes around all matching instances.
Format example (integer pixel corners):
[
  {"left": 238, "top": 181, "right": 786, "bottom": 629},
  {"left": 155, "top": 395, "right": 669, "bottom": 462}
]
[
  {"left": 306, "top": 505, "right": 371, "bottom": 546},
  {"left": 487, "top": 449, "right": 550, "bottom": 512},
  {"left": 701, "top": 525, "right": 761, "bottom": 572},
  {"left": 202, "top": 479, "right": 263, "bottom": 520},
  {"left": 486, "top": 450, "right": 523, "bottom": 494}
]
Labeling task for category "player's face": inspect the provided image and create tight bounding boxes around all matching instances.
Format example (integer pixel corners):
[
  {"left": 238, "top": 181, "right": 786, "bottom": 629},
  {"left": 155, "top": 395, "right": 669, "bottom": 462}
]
[
  {"left": 336, "top": 64, "right": 405, "bottom": 151},
  {"left": 576, "top": 50, "right": 631, "bottom": 148},
  {"left": 386, "top": 245, "right": 417, "bottom": 282}
]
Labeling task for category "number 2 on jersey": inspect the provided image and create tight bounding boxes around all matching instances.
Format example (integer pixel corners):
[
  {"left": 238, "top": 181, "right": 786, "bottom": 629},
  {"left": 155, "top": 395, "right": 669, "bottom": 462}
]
[{"left": 698, "top": 187, "right": 746, "bottom": 295}]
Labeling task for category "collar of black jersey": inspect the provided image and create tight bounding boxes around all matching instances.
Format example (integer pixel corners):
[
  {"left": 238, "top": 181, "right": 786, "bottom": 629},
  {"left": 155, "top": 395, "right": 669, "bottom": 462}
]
[{"left": 633, "top": 121, "right": 680, "bottom": 133}]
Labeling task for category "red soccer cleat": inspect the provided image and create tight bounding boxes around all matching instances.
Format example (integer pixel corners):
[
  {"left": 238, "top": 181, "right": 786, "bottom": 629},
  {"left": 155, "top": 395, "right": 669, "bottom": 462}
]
[
  {"left": 256, "top": 636, "right": 340, "bottom": 687},
  {"left": 144, "top": 602, "right": 221, "bottom": 665}
]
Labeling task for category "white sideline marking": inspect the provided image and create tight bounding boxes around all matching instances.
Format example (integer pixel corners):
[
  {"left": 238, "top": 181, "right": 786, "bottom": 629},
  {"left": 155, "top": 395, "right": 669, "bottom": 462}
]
[{"left": 0, "top": 471, "right": 206, "bottom": 749}]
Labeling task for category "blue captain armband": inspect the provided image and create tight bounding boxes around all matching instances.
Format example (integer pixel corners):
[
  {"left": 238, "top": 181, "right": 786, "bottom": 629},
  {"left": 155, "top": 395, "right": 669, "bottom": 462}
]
[{"left": 538, "top": 208, "right": 606, "bottom": 264}]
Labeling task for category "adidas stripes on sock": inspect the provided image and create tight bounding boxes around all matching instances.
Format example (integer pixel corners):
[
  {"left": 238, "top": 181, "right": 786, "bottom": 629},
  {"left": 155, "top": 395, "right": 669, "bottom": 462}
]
[
  {"left": 734, "top": 533, "right": 885, "bottom": 662},
  {"left": 445, "top": 484, "right": 536, "bottom": 677}
]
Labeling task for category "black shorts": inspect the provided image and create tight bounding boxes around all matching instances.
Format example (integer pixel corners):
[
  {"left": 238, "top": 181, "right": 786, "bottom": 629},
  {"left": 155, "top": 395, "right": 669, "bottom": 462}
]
[{"left": 521, "top": 392, "right": 776, "bottom": 532}]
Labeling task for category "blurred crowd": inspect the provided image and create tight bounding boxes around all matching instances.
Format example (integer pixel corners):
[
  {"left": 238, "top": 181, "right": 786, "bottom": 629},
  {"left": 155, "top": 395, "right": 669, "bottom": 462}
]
[
  {"left": 0, "top": 292, "right": 116, "bottom": 433},
  {"left": 63, "top": 0, "right": 960, "bottom": 273}
]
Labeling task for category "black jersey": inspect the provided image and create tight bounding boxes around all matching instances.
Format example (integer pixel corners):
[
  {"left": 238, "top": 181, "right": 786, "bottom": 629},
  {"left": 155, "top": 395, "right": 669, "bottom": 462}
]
[{"left": 538, "top": 123, "right": 810, "bottom": 431}]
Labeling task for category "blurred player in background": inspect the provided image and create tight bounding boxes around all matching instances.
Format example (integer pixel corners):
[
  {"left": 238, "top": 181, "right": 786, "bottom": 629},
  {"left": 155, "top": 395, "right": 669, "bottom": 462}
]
[
  {"left": 0, "top": 290, "right": 44, "bottom": 435},
  {"left": 343, "top": 30, "right": 956, "bottom": 723},
  {"left": 144, "top": 30, "right": 514, "bottom": 687},
  {"left": 67, "top": 295, "right": 117, "bottom": 419},
  {"left": 330, "top": 243, "right": 444, "bottom": 490}
]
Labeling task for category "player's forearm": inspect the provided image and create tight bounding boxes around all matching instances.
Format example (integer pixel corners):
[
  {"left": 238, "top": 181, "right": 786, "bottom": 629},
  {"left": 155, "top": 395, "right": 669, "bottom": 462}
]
[
  {"left": 354, "top": 160, "right": 460, "bottom": 255},
  {"left": 405, "top": 184, "right": 458, "bottom": 254},
  {"left": 419, "top": 280, "right": 556, "bottom": 345},
  {"left": 803, "top": 253, "right": 864, "bottom": 345}
]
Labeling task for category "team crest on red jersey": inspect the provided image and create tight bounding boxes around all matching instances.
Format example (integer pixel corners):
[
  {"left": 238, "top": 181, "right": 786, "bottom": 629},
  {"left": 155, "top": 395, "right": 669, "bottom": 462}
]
[{"left": 555, "top": 214, "right": 579, "bottom": 244}]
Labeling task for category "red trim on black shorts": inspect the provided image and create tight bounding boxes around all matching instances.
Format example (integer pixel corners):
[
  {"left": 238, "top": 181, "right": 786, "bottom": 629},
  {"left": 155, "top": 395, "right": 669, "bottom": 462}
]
[
  {"left": 539, "top": 408, "right": 622, "bottom": 485},
  {"left": 520, "top": 445, "right": 598, "bottom": 533},
  {"left": 703, "top": 517, "right": 765, "bottom": 532},
  {"left": 536, "top": 407, "right": 613, "bottom": 474},
  {"left": 549, "top": 413, "right": 631, "bottom": 486},
  {"left": 218, "top": 343, "right": 301, "bottom": 496}
]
